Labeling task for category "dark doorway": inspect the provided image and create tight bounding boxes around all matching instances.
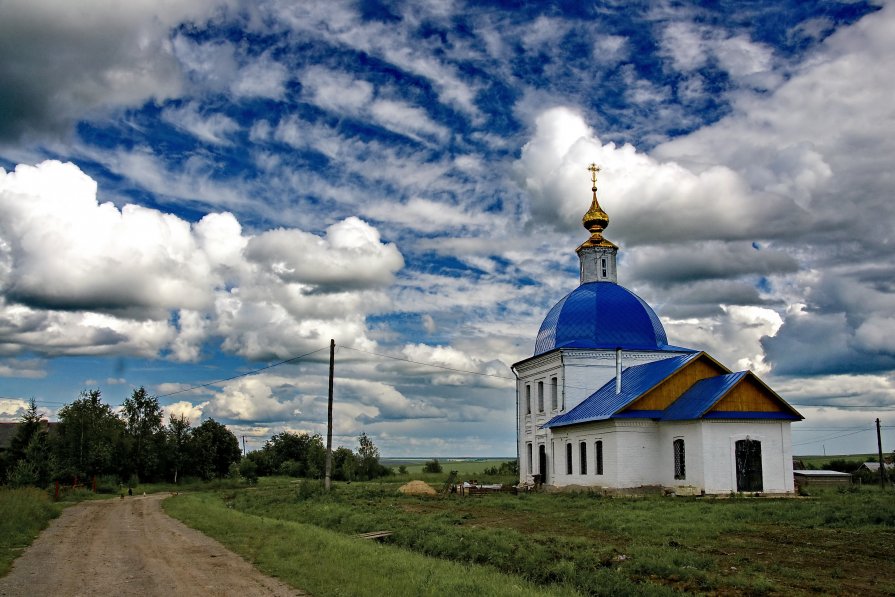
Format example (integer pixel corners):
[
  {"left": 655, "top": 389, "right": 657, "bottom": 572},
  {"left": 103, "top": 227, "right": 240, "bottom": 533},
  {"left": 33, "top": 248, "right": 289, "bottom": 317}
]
[
  {"left": 538, "top": 444, "right": 548, "bottom": 484},
  {"left": 735, "top": 439, "right": 763, "bottom": 492}
]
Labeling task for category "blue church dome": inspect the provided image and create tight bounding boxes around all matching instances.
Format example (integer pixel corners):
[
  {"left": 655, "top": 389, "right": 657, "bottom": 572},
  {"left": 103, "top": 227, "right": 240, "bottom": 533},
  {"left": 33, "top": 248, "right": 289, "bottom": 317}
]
[{"left": 534, "top": 282, "right": 670, "bottom": 355}]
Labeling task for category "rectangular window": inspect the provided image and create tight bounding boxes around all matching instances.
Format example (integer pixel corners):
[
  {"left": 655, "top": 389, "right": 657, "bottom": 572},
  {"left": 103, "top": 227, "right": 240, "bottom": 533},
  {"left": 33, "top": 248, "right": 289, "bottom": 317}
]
[
  {"left": 566, "top": 443, "right": 573, "bottom": 475},
  {"left": 673, "top": 439, "right": 686, "bottom": 480},
  {"left": 527, "top": 443, "right": 533, "bottom": 474},
  {"left": 525, "top": 385, "right": 531, "bottom": 414},
  {"left": 579, "top": 442, "right": 587, "bottom": 475},
  {"left": 601, "top": 258, "right": 607, "bottom": 278},
  {"left": 595, "top": 440, "right": 603, "bottom": 475},
  {"left": 551, "top": 377, "right": 558, "bottom": 411},
  {"left": 537, "top": 381, "right": 544, "bottom": 412}
]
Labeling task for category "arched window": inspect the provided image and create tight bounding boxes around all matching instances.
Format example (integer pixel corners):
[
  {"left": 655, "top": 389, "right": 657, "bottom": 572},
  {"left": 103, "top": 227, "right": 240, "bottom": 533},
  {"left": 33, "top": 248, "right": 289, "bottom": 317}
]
[
  {"left": 525, "top": 385, "right": 531, "bottom": 414},
  {"left": 579, "top": 442, "right": 587, "bottom": 475},
  {"left": 566, "top": 443, "right": 573, "bottom": 475},
  {"left": 673, "top": 439, "right": 686, "bottom": 480},
  {"left": 527, "top": 443, "right": 533, "bottom": 474},
  {"left": 551, "top": 377, "right": 558, "bottom": 411},
  {"left": 595, "top": 440, "right": 603, "bottom": 475},
  {"left": 537, "top": 381, "right": 544, "bottom": 412}
]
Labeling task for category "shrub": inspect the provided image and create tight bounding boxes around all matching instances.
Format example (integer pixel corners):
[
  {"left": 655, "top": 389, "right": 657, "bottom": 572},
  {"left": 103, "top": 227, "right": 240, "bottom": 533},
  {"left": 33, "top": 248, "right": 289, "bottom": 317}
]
[
  {"left": 423, "top": 459, "right": 443, "bottom": 473},
  {"left": 239, "top": 458, "right": 258, "bottom": 484}
]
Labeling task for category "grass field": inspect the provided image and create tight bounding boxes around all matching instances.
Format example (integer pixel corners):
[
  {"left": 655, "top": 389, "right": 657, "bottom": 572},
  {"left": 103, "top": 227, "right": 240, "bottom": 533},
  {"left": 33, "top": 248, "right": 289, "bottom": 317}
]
[
  {"left": 164, "top": 477, "right": 895, "bottom": 596},
  {"left": 0, "top": 487, "right": 64, "bottom": 576}
]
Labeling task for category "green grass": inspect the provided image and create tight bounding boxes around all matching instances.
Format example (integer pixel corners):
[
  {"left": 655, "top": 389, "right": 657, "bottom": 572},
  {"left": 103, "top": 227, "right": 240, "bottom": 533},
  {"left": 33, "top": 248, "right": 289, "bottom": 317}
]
[
  {"left": 165, "top": 479, "right": 895, "bottom": 596},
  {"left": 163, "top": 491, "right": 580, "bottom": 597},
  {"left": 0, "top": 487, "right": 62, "bottom": 576}
]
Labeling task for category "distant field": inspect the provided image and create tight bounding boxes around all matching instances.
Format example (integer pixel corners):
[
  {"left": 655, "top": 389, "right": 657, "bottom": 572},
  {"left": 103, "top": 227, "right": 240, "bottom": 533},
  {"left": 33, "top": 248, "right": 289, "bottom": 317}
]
[
  {"left": 795, "top": 453, "right": 877, "bottom": 468},
  {"left": 384, "top": 457, "right": 514, "bottom": 477},
  {"left": 165, "top": 477, "right": 895, "bottom": 596}
]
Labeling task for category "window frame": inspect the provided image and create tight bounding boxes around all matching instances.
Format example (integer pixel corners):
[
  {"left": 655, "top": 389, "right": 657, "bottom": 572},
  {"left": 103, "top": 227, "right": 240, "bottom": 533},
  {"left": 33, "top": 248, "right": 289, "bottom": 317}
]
[{"left": 673, "top": 438, "right": 686, "bottom": 480}]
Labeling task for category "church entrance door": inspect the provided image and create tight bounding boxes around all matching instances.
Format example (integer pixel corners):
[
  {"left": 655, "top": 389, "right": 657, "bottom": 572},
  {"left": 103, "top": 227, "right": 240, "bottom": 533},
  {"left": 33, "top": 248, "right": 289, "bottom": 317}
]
[
  {"left": 538, "top": 444, "right": 548, "bottom": 484},
  {"left": 735, "top": 439, "right": 763, "bottom": 492}
]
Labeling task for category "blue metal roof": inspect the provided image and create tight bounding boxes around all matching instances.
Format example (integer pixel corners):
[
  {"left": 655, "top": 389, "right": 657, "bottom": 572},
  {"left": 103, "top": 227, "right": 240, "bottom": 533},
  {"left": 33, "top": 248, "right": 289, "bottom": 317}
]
[
  {"left": 543, "top": 353, "right": 701, "bottom": 428},
  {"left": 534, "top": 282, "right": 674, "bottom": 356},
  {"left": 661, "top": 372, "right": 748, "bottom": 421}
]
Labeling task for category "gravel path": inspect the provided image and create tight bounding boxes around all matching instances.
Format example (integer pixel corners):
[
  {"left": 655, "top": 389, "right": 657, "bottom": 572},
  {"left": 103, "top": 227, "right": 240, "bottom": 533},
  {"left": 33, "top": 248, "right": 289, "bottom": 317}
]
[{"left": 0, "top": 493, "right": 305, "bottom": 596}]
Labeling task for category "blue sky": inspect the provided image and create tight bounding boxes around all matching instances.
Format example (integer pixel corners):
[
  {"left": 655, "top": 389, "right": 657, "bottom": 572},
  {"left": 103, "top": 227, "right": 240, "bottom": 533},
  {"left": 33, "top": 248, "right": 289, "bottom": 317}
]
[{"left": 1, "top": 0, "right": 894, "bottom": 457}]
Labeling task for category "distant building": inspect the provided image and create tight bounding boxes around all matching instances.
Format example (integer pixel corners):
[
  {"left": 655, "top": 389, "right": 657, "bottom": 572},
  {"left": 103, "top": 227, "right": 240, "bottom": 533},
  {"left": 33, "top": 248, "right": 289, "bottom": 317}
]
[
  {"left": 793, "top": 469, "right": 852, "bottom": 489},
  {"left": 513, "top": 165, "right": 803, "bottom": 494},
  {"left": 857, "top": 462, "right": 887, "bottom": 474}
]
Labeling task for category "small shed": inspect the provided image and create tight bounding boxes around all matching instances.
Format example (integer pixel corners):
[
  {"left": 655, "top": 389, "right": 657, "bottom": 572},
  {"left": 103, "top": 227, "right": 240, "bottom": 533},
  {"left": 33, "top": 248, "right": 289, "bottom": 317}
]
[
  {"left": 793, "top": 469, "right": 852, "bottom": 488},
  {"left": 857, "top": 462, "right": 887, "bottom": 474}
]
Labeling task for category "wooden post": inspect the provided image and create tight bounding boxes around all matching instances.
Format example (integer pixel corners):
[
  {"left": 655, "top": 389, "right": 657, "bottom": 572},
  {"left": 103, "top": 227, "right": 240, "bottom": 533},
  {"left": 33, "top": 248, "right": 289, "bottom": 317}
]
[
  {"left": 877, "top": 418, "right": 887, "bottom": 489},
  {"left": 325, "top": 339, "right": 335, "bottom": 491}
]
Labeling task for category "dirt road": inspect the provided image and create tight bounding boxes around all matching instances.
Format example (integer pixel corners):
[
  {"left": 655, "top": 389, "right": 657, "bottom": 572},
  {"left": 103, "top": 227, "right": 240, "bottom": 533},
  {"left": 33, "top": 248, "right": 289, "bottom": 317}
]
[{"left": 0, "top": 493, "right": 304, "bottom": 596}]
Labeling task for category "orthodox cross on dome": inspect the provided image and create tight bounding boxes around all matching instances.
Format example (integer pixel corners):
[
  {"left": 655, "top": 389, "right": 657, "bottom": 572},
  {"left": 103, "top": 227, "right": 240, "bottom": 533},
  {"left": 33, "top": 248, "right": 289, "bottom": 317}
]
[
  {"left": 588, "top": 163, "right": 600, "bottom": 186},
  {"left": 581, "top": 163, "right": 611, "bottom": 245}
]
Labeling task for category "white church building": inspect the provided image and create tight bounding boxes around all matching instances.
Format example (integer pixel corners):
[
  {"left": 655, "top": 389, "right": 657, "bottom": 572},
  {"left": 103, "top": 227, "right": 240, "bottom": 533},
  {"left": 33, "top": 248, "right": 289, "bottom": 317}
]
[{"left": 513, "top": 165, "right": 802, "bottom": 494}]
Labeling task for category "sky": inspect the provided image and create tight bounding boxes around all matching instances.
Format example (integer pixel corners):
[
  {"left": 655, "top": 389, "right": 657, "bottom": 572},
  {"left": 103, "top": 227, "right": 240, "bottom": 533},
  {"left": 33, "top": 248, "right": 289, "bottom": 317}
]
[{"left": 1, "top": 0, "right": 894, "bottom": 458}]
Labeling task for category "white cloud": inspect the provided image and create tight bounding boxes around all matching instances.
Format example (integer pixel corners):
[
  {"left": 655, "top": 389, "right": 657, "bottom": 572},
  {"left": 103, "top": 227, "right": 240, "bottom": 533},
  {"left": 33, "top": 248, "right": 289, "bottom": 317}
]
[
  {"left": 231, "top": 52, "right": 288, "bottom": 99},
  {"left": 300, "top": 67, "right": 374, "bottom": 114},
  {"left": 161, "top": 102, "right": 239, "bottom": 145},
  {"left": 299, "top": 66, "right": 449, "bottom": 143},
  {"left": 0, "top": 398, "right": 29, "bottom": 421},
  {"left": 0, "top": 160, "right": 404, "bottom": 361},
  {"left": 659, "top": 20, "right": 779, "bottom": 88},
  {"left": 515, "top": 106, "right": 788, "bottom": 245}
]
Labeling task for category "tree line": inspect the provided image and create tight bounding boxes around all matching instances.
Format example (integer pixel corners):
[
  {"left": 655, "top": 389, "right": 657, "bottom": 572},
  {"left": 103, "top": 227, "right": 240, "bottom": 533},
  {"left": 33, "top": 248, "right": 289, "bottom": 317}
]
[{"left": 1, "top": 388, "right": 390, "bottom": 488}]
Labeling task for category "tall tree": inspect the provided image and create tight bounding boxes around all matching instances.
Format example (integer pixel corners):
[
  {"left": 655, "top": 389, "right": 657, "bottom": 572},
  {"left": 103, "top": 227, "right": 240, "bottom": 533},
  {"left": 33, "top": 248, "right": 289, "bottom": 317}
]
[
  {"left": 356, "top": 432, "right": 382, "bottom": 480},
  {"left": 122, "top": 386, "right": 164, "bottom": 482},
  {"left": 165, "top": 414, "right": 191, "bottom": 484},
  {"left": 190, "top": 419, "right": 240, "bottom": 480},
  {"left": 5, "top": 399, "right": 52, "bottom": 487},
  {"left": 54, "top": 390, "right": 125, "bottom": 481}
]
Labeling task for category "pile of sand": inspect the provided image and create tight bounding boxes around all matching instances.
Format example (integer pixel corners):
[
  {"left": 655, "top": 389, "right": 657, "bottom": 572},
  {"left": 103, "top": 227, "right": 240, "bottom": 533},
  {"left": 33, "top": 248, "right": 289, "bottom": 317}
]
[{"left": 397, "top": 480, "right": 437, "bottom": 495}]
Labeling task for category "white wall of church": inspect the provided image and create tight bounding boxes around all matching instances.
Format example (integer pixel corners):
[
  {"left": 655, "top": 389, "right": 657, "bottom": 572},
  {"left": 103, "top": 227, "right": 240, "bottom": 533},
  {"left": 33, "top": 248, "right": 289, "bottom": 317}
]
[
  {"left": 659, "top": 421, "right": 704, "bottom": 490},
  {"left": 531, "top": 419, "right": 795, "bottom": 494},
  {"left": 701, "top": 421, "right": 795, "bottom": 494}
]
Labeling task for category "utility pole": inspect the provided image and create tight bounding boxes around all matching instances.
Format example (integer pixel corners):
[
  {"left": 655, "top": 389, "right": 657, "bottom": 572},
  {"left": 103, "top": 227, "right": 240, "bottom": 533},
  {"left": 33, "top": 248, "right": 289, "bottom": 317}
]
[
  {"left": 877, "top": 418, "right": 887, "bottom": 489},
  {"left": 242, "top": 435, "right": 246, "bottom": 457},
  {"left": 324, "top": 339, "right": 335, "bottom": 491}
]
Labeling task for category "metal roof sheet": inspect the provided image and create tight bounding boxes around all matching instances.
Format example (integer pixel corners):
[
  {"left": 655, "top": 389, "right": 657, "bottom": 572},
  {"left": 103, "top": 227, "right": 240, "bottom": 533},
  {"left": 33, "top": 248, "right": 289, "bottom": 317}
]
[
  {"left": 534, "top": 282, "right": 673, "bottom": 356},
  {"left": 661, "top": 372, "right": 747, "bottom": 421},
  {"left": 543, "top": 353, "right": 701, "bottom": 428}
]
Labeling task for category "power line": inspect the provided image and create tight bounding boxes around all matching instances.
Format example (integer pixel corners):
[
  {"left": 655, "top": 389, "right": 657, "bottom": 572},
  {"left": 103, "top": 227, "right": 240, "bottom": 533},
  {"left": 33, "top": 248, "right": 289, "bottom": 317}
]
[
  {"left": 792, "top": 427, "right": 873, "bottom": 446},
  {"left": 337, "top": 345, "right": 516, "bottom": 381},
  {"left": 155, "top": 345, "right": 330, "bottom": 398}
]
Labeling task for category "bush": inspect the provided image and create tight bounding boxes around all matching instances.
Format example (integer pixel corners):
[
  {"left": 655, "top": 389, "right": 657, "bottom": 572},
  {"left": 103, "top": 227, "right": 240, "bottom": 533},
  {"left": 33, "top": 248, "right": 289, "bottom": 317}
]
[
  {"left": 296, "top": 479, "right": 325, "bottom": 500},
  {"left": 423, "top": 459, "right": 443, "bottom": 474},
  {"left": 239, "top": 458, "right": 258, "bottom": 484}
]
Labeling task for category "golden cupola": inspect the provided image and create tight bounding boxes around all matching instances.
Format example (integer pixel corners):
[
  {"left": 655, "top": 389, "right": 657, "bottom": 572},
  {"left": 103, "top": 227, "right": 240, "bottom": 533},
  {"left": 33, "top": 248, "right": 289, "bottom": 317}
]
[
  {"left": 576, "top": 163, "right": 618, "bottom": 284},
  {"left": 577, "top": 163, "right": 617, "bottom": 250}
]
